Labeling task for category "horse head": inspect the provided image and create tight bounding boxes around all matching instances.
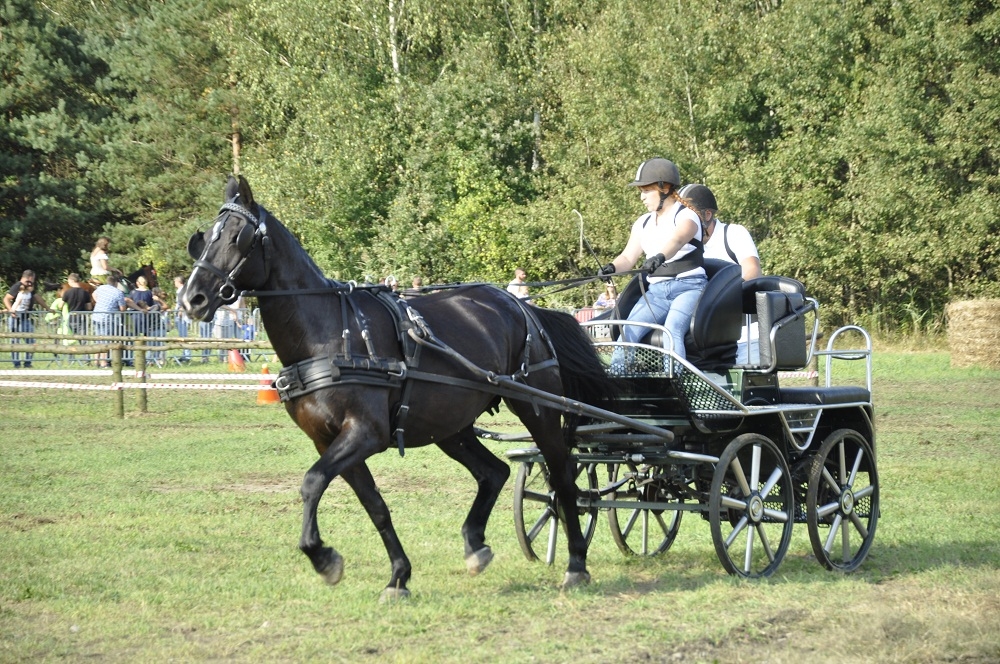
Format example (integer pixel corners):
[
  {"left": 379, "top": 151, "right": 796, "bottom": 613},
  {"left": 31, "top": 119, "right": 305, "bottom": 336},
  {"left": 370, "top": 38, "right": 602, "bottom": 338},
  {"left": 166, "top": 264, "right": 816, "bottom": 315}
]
[{"left": 181, "top": 175, "right": 271, "bottom": 321}]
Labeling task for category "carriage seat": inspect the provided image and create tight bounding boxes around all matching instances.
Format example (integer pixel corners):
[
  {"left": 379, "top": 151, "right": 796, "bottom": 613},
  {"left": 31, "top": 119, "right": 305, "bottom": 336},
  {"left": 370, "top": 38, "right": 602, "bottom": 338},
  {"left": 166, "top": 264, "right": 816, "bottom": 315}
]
[
  {"left": 741, "top": 276, "right": 809, "bottom": 371},
  {"left": 611, "top": 259, "right": 744, "bottom": 371},
  {"left": 683, "top": 260, "right": 743, "bottom": 370},
  {"left": 779, "top": 385, "right": 871, "bottom": 405}
]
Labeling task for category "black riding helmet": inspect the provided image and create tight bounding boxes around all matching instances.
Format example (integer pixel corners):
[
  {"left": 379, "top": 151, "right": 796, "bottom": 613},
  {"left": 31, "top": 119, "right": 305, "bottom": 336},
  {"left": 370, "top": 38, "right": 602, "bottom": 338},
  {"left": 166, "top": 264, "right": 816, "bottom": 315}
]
[
  {"left": 678, "top": 183, "right": 718, "bottom": 213},
  {"left": 627, "top": 158, "right": 681, "bottom": 189},
  {"left": 628, "top": 158, "right": 681, "bottom": 212}
]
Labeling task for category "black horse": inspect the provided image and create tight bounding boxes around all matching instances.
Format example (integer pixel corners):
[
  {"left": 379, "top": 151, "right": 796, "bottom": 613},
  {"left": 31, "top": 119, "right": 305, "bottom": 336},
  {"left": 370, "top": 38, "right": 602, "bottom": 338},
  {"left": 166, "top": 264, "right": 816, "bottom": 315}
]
[{"left": 180, "top": 175, "right": 617, "bottom": 599}]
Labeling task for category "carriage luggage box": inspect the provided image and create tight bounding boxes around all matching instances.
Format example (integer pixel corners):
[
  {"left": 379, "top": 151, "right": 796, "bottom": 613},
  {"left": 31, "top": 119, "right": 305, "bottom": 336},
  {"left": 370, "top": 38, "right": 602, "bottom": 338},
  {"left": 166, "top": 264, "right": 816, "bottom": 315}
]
[{"left": 757, "top": 291, "right": 807, "bottom": 369}]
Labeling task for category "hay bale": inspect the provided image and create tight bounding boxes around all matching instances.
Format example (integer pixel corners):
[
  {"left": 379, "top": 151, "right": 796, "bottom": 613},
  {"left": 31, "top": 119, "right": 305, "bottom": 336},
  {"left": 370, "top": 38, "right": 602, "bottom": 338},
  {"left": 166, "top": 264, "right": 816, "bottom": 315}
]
[{"left": 946, "top": 299, "right": 1000, "bottom": 369}]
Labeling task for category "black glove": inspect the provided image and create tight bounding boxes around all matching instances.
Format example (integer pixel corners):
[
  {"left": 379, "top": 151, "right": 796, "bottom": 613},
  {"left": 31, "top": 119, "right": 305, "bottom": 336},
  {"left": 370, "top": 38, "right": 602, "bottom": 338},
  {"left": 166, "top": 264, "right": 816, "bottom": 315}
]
[
  {"left": 642, "top": 253, "right": 666, "bottom": 274},
  {"left": 598, "top": 263, "right": 616, "bottom": 277}
]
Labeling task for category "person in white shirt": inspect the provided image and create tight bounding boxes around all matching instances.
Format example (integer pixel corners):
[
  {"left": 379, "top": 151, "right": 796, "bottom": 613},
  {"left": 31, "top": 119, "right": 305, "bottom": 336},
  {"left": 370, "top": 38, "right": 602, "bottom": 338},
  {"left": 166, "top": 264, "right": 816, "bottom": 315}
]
[
  {"left": 507, "top": 268, "right": 530, "bottom": 300},
  {"left": 598, "top": 158, "right": 706, "bottom": 362},
  {"left": 680, "top": 183, "right": 762, "bottom": 364}
]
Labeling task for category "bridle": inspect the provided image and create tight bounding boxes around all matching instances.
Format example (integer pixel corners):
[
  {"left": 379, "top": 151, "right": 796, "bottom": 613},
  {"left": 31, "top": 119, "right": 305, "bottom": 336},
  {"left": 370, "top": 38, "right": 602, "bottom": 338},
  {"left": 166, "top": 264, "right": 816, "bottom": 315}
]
[{"left": 188, "top": 201, "right": 271, "bottom": 304}]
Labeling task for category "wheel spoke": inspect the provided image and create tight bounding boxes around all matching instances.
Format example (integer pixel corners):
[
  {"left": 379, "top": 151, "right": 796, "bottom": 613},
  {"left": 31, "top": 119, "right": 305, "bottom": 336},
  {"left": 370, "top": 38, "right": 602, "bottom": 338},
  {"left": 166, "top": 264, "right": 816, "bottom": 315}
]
[
  {"left": 724, "top": 515, "right": 749, "bottom": 548},
  {"left": 841, "top": 516, "right": 851, "bottom": 561},
  {"left": 837, "top": 442, "right": 847, "bottom": 484},
  {"left": 546, "top": 512, "right": 559, "bottom": 565},
  {"left": 755, "top": 523, "right": 776, "bottom": 563},
  {"left": 730, "top": 457, "right": 751, "bottom": 496},
  {"left": 847, "top": 448, "right": 864, "bottom": 486},
  {"left": 522, "top": 489, "right": 552, "bottom": 504},
  {"left": 622, "top": 506, "right": 641, "bottom": 539},
  {"left": 749, "top": 444, "right": 762, "bottom": 491},
  {"left": 743, "top": 522, "right": 756, "bottom": 572},
  {"left": 823, "top": 513, "right": 844, "bottom": 553},
  {"left": 762, "top": 506, "right": 790, "bottom": 522},
  {"left": 821, "top": 466, "right": 841, "bottom": 495},
  {"left": 760, "top": 466, "right": 784, "bottom": 500},
  {"left": 853, "top": 484, "right": 874, "bottom": 501},
  {"left": 816, "top": 500, "right": 840, "bottom": 519},
  {"left": 721, "top": 495, "right": 747, "bottom": 511},
  {"left": 652, "top": 511, "right": 672, "bottom": 536},
  {"left": 526, "top": 509, "right": 553, "bottom": 543},
  {"left": 849, "top": 511, "right": 870, "bottom": 539},
  {"left": 640, "top": 510, "right": 650, "bottom": 555}
]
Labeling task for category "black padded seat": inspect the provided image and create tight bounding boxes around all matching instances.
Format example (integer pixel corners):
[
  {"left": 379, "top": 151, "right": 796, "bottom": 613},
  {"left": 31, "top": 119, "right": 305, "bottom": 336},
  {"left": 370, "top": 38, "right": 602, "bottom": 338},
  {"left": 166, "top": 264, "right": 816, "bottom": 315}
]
[
  {"left": 779, "top": 386, "right": 871, "bottom": 405},
  {"left": 607, "top": 259, "right": 743, "bottom": 371},
  {"left": 741, "top": 275, "right": 807, "bottom": 313},
  {"left": 684, "top": 261, "right": 743, "bottom": 370}
]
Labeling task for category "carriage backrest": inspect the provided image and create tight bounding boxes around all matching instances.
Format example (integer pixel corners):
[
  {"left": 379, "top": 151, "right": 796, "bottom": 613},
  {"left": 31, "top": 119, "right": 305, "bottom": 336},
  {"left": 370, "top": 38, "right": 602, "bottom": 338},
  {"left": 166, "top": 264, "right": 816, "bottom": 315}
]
[
  {"left": 742, "top": 276, "right": 809, "bottom": 370},
  {"left": 684, "top": 261, "right": 743, "bottom": 370}
]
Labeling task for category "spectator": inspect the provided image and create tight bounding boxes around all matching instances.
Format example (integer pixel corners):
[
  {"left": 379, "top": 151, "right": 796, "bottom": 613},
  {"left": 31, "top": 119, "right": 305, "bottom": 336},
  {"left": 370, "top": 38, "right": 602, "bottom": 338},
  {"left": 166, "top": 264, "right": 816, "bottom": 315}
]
[
  {"left": 680, "top": 183, "right": 762, "bottom": 364},
  {"left": 402, "top": 276, "right": 424, "bottom": 298},
  {"left": 593, "top": 283, "right": 618, "bottom": 310},
  {"left": 92, "top": 274, "right": 127, "bottom": 368},
  {"left": 146, "top": 287, "right": 168, "bottom": 365},
  {"left": 62, "top": 273, "right": 92, "bottom": 336},
  {"left": 384, "top": 276, "right": 399, "bottom": 293},
  {"left": 213, "top": 295, "right": 244, "bottom": 362},
  {"left": 4, "top": 270, "right": 47, "bottom": 368},
  {"left": 507, "top": 268, "right": 530, "bottom": 300},
  {"left": 90, "top": 236, "right": 112, "bottom": 284},
  {"left": 172, "top": 276, "right": 193, "bottom": 364}
]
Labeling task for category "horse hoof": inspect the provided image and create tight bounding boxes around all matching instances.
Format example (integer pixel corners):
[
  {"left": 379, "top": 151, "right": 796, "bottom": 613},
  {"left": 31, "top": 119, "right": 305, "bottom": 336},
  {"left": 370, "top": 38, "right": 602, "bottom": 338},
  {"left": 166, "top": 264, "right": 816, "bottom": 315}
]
[
  {"left": 465, "top": 546, "right": 494, "bottom": 576},
  {"left": 317, "top": 549, "right": 344, "bottom": 586},
  {"left": 562, "top": 570, "right": 591, "bottom": 589},
  {"left": 379, "top": 586, "right": 411, "bottom": 604}
]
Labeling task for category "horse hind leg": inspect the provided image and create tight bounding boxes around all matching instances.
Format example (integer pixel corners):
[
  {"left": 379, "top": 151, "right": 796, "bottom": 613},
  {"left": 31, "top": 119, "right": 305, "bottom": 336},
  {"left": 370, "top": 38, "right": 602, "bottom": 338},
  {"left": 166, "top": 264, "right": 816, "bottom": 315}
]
[{"left": 437, "top": 427, "right": 511, "bottom": 576}]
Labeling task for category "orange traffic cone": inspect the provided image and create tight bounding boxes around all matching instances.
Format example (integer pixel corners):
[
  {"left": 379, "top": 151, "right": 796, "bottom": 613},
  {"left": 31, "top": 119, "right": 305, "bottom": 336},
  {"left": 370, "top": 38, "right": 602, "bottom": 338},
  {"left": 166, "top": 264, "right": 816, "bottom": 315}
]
[
  {"left": 257, "top": 363, "right": 281, "bottom": 405},
  {"left": 228, "top": 348, "right": 246, "bottom": 372}
]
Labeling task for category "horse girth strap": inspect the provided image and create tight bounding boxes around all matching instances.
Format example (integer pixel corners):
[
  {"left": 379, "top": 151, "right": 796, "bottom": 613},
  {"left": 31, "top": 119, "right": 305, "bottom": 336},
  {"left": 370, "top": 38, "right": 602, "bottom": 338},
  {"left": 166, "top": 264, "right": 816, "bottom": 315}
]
[{"left": 273, "top": 355, "right": 407, "bottom": 402}]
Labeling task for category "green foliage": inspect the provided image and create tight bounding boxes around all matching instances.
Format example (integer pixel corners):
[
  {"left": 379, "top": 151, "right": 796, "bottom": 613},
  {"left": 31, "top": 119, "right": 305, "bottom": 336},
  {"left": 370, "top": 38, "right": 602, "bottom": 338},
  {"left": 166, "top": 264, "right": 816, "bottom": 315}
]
[
  {"left": 0, "top": 0, "right": 113, "bottom": 282},
  {"left": 2, "top": 0, "right": 998, "bottom": 326}
]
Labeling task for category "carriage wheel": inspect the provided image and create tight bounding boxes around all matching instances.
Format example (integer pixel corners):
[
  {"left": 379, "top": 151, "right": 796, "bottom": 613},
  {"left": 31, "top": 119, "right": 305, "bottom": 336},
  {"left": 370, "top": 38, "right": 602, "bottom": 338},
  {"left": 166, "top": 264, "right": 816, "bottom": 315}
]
[
  {"left": 606, "top": 463, "right": 682, "bottom": 556},
  {"left": 709, "top": 433, "right": 794, "bottom": 578},
  {"left": 807, "top": 429, "right": 879, "bottom": 572},
  {"left": 512, "top": 460, "right": 598, "bottom": 564}
]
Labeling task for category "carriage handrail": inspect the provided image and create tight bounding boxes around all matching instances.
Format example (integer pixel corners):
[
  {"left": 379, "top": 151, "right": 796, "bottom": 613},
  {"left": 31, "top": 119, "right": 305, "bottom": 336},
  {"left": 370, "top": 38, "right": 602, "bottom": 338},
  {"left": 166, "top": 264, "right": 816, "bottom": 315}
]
[
  {"left": 813, "top": 324, "right": 873, "bottom": 393},
  {"left": 580, "top": 317, "right": 751, "bottom": 415}
]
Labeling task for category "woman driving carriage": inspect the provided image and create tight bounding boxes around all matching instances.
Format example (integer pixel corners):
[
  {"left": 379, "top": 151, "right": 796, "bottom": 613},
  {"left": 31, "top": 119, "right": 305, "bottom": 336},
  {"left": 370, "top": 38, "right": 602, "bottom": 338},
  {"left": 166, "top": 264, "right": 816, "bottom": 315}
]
[{"left": 597, "top": 158, "right": 707, "bottom": 361}]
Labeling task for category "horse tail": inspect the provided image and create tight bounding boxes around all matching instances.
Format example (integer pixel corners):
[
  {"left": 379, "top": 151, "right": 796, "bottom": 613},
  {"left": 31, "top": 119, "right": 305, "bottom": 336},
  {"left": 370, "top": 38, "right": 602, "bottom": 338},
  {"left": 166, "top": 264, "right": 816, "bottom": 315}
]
[{"left": 531, "top": 307, "right": 620, "bottom": 440}]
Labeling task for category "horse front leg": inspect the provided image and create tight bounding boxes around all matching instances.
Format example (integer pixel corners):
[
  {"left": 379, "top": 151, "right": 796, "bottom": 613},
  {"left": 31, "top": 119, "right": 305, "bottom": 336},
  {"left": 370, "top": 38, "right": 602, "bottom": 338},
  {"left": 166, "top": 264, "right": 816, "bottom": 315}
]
[
  {"left": 298, "top": 425, "right": 380, "bottom": 588},
  {"left": 437, "top": 427, "right": 511, "bottom": 576},
  {"left": 340, "top": 463, "right": 412, "bottom": 602}
]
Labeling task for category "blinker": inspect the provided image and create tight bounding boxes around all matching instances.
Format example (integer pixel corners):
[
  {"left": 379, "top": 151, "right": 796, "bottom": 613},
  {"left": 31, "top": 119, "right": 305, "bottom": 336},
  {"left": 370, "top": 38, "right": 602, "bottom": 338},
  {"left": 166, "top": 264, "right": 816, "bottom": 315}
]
[
  {"left": 236, "top": 222, "right": 256, "bottom": 255},
  {"left": 187, "top": 232, "right": 205, "bottom": 260}
]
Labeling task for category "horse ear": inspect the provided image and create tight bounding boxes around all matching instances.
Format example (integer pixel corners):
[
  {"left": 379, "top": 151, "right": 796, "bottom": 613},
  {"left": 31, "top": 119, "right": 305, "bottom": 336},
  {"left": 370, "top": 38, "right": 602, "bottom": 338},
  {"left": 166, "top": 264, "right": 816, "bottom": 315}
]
[
  {"left": 237, "top": 175, "right": 256, "bottom": 210},
  {"left": 224, "top": 175, "right": 239, "bottom": 203}
]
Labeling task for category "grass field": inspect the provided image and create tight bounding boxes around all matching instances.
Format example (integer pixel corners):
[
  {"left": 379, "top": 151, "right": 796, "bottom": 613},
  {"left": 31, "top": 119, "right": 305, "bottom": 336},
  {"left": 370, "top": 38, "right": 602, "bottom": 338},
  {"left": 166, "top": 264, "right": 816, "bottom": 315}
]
[{"left": 1, "top": 351, "right": 998, "bottom": 663}]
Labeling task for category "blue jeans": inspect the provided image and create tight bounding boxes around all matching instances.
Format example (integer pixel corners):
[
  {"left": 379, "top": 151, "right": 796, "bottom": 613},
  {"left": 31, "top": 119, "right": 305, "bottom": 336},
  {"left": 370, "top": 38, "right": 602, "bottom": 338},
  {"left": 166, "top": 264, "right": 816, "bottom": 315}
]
[
  {"left": 8, "top": 313, "right": 34, "bottom": 366},
  {"left": 622, "top": 276, "right": 707, "bottom": 361}
]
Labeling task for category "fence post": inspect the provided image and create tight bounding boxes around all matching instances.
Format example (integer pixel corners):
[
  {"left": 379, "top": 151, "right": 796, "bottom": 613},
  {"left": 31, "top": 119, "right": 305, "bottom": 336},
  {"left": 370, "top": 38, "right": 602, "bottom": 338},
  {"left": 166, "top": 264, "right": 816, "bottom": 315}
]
[
  {"left": 112, "top": 345, "right": 124, "bottom": 419},
  {"left": 136, "top": 347, "right": 147, "bottom": 413}
]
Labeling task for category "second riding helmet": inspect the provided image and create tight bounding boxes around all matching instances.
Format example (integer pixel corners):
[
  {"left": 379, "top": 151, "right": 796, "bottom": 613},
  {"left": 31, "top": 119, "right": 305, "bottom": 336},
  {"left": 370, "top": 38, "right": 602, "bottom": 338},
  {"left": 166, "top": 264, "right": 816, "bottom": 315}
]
[
  {"left": 627, "top": 158, "right": 681, "bottom": 189},
  {"left": 678, "top": 183, "right": 718, "bottom": 212}
]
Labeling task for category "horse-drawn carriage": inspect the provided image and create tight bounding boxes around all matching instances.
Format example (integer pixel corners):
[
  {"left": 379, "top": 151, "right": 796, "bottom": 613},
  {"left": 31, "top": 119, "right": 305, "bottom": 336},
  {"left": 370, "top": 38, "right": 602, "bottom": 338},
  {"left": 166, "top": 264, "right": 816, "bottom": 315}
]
[
  {"left": 498, "top": 258, "right": 877, "bottom": 578},
  {"left": 181, "top": 175, "right": 878, "bottom": 600}
]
